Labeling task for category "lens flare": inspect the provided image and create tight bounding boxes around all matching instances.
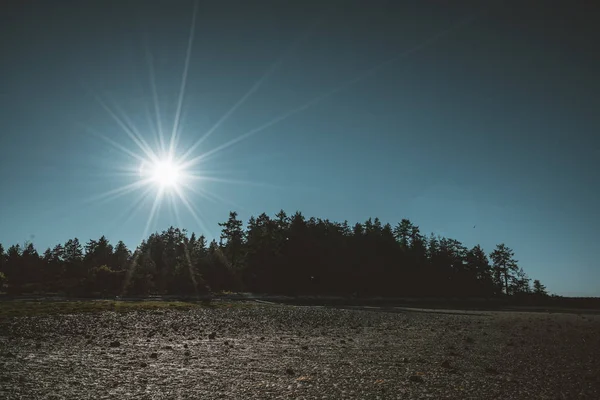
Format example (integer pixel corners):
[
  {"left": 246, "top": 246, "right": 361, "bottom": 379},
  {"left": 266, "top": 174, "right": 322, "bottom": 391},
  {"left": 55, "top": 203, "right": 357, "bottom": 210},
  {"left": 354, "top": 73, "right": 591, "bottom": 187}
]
[{"left": 151, "top": 159, "right": 181, "bottom": 188}]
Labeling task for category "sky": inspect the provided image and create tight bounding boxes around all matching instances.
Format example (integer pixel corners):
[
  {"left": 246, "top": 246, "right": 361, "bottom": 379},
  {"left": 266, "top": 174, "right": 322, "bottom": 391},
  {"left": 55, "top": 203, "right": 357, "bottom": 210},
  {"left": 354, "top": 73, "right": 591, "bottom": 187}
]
[{"left": 0, "top": 1, "right": 598, "bottom": 296}]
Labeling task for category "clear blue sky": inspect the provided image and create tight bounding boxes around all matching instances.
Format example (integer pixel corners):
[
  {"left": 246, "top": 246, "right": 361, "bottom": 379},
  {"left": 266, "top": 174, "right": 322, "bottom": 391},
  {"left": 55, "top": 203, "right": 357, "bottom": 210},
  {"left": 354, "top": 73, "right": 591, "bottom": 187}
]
[{"left": 0, "top": 1, "right": 598, "bottom": 296}]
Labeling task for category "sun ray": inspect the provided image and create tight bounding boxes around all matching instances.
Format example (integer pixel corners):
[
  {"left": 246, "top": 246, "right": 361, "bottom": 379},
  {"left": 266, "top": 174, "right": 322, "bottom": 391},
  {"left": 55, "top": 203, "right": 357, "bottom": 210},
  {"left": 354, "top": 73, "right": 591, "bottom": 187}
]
[
  {"left": 78, "top": 79, "right": 154, "bottom": 159},
  {"left": 121, "top": 252, "right": 140, "bottom": 297},
  {"left": 181, "top": 180, "right": 247, "bottom": 212},
  {"left": 177, "top": 151, "right": 289, "bottom": 180},
  {"left": 85, "top": 178, "right": 154, "bottom": 206},
  {"left": 141, "top": 98, "right": 160, "bottom": 150},
  {"left": 179, "top": 13, "right": 324, "bottom": 164},
  {"left": 169, "top": 0, "right": 199, "bottom": 158},
  {"left": 173, "top": 185, "right": 212, "bottom": 238},
  {"left": 191, "top": 150, "right": 288, "bottom": 171},
  {"left": 186, "top": 173, "right": 292, "bottom": 189},
  {"left": 169, "top": 192, "right": 200, "bottom": 296},
  {"left": 120, "top": 188, "right": 164, "bottom": 297},
  {"left": 179, "top": 181, "right": 219, "bottom": 204},
  {"left": 179, "top": 11, "right": 483, "bottom": 170},
  {"left": 103, "top": 95, "right": 160, "bottom": 163},
  {"left": 105, "top": 185, "right": 155, "bottom": 236},
  {"left": 119, "top": 185, "right": 155, "bottom": 224},
  {"left": 79, "top": 2, "right": 457, "bottom": 246},
  {"left": 178, "top": 103, "right": 315, "bottom": 170},
  {"left": 169, "top": 191, "right": 182, "bottom": 228},
  {"left": 183, "top": 167, "right": 247, "bottom": 178},
  {"left": 91, "top": 129, "right": 149, "bottom": 165},
  {"left": 178, "top": 61, "right": 277, "bottom": 163},
  {"left": 71, "top": 118, "right": 149, "bottom": 166},
  {"left": 90, "top": 91, "right": 159, "bottom": 163},
  {"left": 142, "top": 187, "right": 164, "bottom": 240},
  {"left": 144, "top": 38, "right": 167, "bottom": 154},
  {"left": 188, "top": 172, "right": 320, "bottom": 193},
  {"left": 82, "top": 170, "right": 145, "bottom": 183}
]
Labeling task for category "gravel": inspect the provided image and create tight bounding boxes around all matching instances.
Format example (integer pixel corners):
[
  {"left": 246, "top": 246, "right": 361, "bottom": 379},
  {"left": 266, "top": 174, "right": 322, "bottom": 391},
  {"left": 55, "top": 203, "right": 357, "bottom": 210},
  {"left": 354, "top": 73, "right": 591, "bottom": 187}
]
[{"left": 0, "top": 303, "right": 599, "bottom": 399}]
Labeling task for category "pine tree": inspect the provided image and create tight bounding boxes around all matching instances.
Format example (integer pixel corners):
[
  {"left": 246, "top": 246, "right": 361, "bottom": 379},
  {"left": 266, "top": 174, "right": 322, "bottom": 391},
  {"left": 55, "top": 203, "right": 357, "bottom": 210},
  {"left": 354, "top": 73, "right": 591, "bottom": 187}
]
[
  {"left": 218, "top": 211, "right": 245, "bottom": 269},
  {"left": 533, "top": 279, "right": 548, "bottom": 296},
  {"left": 489, "top": 244, "right": 519, "bottom": 295}
]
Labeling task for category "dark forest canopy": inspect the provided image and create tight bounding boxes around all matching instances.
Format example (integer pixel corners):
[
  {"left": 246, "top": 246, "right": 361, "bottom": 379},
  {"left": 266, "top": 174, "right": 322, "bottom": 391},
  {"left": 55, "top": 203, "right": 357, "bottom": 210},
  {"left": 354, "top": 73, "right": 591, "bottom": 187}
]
[{"left": 0, "top": 210, "right": 549, "bottom": 298}]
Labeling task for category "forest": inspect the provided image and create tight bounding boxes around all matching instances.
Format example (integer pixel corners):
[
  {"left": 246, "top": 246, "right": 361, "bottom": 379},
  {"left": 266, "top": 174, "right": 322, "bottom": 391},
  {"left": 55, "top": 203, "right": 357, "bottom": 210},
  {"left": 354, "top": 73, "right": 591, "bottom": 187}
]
[{"left": 0, "top": 210, "right": 549, "bottom": 298}]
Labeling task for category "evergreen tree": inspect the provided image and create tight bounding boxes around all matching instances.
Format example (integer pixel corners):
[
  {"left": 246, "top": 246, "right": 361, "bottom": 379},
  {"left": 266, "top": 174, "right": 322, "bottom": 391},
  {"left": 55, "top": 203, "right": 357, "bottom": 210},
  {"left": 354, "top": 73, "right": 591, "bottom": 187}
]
[
  {"left": 489, "top": 243, "right": 519, "bottom": 295},
  {"left": 218, "top": 211, "right": 245, "bottom": 269},
  {"left": 0, "top": 210, "right": 545, "bottom": 300},
  {"left": 533, "top": 279, "right": 548, "bottom": 296},
  {"left": 0, "top": 242, "right": 5, "bottom": 290},
  {"left": 512, "top": 267, "right": 531, "bottom": 295},
  {"left": 63, "top": 238, "right": 84, "bottom": 282},
  {"left": 85, "top": 236, "right": 114, "bottom": 270},
  {"left": 0, "top": 243, "right": 5, "bottom": 274},
  {"left": 112, "top": 241, "right": 131, "bottom": 271},
  {"left": 465, "top": 245, "right": 495, "bottom": 296}
]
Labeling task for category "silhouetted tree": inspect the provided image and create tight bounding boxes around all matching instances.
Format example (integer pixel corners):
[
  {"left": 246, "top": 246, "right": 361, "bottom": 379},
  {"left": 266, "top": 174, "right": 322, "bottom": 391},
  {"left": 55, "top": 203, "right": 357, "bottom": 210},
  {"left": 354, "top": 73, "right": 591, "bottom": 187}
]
[
  {"left": 218, "top": 211, "right": 245, "bottom": 269},
  {"left": 278, "top": 211, "right": 308, "bottom": 295},
  {"left": 45, "top": 244, "right": 66, "bottom": 286},
  {"left": 489, "top": 244, "right": 519, "bottom": 295},
  {"left": 4, "top": 244, "right": 23, "bottom": 293},
  {"left": 63, "top": 238, "right": 84, "bottom": 282},
  {"left": 533, "top": 279, "right": 548, "bottom": 296},
  {"left": 0, "top": 243, "right": 5, "bottom": 274},
  {"left": 465, "top": 245, "right": 496, "bottom": 296},
  {"left": 88, "top": 265, "right": 121, "bottom": 296},
  {"left": 85, "top": 236, "right": 114, "bottom": 270},
  {"left": 393, "top": 219, "right": 412, "bottom": 249},
  {"left": 205, "top": 239, "right": 240, "bottom": 292},
  {"left": 112, "top": 241, "right": 130, "bottom": 271},
  {"left": 512, "top": 267, "right": 531, "bottom": 295},
  {"left": 21, "top": 242, "right": 43, "bottom": 289},
  {"left": 0, "top": 243, "right": 7, "bottom": 290},
  {"left": 244, "top": 213, "right": 280, "bottom": 293},
  {"left": 125, "top": 247, "right": 157, "bottom": 295},
  {"left": 0, "top": 210, "right": 546, "bottom": 300}
]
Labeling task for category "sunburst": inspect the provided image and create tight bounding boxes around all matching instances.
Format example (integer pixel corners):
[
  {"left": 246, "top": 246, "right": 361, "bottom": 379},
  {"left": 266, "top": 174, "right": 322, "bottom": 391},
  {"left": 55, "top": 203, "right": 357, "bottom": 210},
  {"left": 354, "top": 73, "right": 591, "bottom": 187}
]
[
  {"left": 140, "top": 158, "right": 182, "bottom": 189},
  {"left": 80, "top": 0, "right": 479, "bottom": 242},
  {"left": 82, "top": 1, "right": 313, "bottom": 240}
]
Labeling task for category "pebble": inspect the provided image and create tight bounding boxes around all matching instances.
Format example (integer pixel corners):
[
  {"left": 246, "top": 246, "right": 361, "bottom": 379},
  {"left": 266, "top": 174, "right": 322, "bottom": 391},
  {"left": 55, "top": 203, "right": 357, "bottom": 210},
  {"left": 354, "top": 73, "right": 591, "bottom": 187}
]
[{"left": 485, "top": 367, "right": 499, "bottom": 374}]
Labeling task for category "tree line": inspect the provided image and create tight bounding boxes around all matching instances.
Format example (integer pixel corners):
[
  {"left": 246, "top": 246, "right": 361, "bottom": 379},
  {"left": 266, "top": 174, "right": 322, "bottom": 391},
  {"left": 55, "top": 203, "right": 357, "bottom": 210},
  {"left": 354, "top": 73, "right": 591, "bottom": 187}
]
[{"left": 0, "top": 210, "right": 549, "bottom": 298}]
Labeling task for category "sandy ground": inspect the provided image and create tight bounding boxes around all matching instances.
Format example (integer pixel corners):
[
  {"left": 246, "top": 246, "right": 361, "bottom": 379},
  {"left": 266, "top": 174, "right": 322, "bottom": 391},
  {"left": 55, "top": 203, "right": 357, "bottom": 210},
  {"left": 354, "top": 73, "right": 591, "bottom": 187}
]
[{"left": 1, "top": 302, "right": 599, "bottom": 399}]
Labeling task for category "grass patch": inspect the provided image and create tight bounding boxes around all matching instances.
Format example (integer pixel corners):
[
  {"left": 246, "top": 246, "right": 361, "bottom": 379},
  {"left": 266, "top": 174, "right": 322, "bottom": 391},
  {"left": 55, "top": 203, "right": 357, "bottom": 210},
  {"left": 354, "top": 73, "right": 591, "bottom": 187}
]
[{"left": 0, "top": 300, "right": 250, "bottom": 318}]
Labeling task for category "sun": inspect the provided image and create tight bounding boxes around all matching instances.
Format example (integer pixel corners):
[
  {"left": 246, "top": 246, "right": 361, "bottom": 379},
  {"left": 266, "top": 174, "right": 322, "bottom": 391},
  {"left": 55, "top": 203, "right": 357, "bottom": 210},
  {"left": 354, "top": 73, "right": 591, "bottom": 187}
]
[
  {"left": 151, "top": 159, "right": 180, "bottom": 188},
  {"left": 138, "top": 157, "right": 185, "bottom": 191}
]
